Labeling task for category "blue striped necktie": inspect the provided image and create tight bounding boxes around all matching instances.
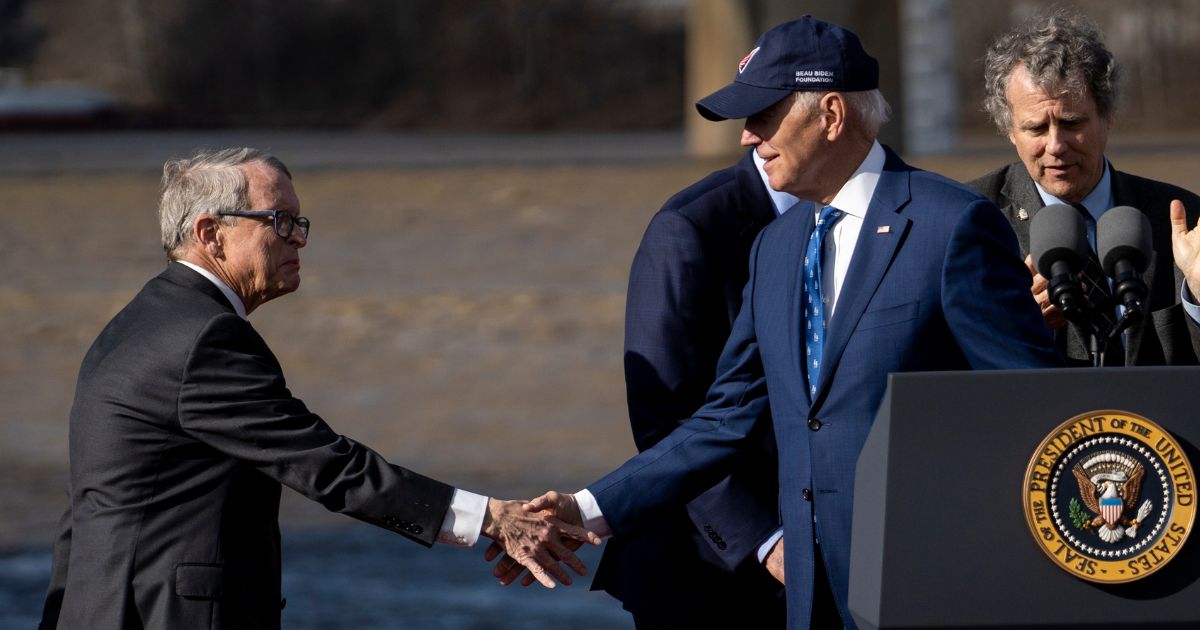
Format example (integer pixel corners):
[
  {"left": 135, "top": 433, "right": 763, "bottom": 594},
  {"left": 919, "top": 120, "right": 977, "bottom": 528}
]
[{"left": 804, "top": 205, "right": 844, "bottom": 397}]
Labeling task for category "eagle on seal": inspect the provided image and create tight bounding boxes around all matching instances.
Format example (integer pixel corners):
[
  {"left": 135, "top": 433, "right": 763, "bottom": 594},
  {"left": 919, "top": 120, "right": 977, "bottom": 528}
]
[{"left": 1072, "top": 450, "right": 1153, "bottom": 543}]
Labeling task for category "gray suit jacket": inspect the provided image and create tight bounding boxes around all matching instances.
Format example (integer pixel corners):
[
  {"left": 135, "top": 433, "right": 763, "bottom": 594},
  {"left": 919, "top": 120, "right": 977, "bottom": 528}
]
[
  {"left": 42, "top": 262, "right": 454, "bottom": 629},
  {"left": 969, "top": 162, "right": 1200, "bottom": 366}
]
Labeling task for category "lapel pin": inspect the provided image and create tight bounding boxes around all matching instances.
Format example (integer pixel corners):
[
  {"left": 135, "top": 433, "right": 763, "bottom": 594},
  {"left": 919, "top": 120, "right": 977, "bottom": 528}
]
[
  {"left": 1017, "top": 208, "right": 1029, "bottom": 221},
  {"left": 876, "top": 225, "right": 891, "bottom": 234}
]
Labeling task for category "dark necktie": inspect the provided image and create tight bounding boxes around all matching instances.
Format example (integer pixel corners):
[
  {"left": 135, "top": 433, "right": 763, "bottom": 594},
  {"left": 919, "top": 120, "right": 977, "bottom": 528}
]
[
  {"left": 804, "top": 205, "right": 844, "bottom": 397},
  {"left": 1070, "top": 203, "right": 1116, "bottom": 328},
  {"left": 1070, "top": 202, "right": 1125, "bottom": 365}
]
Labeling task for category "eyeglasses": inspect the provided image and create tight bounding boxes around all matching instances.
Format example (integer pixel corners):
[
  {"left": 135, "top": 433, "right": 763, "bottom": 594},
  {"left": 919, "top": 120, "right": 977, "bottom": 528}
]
[{"left": 217, "top": 209, "right": 310, "bottom": 239}]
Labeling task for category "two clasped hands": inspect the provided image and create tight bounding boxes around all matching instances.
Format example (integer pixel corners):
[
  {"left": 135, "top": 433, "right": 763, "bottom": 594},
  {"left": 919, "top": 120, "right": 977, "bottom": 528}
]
[{"left": 482, "top": 492, "right": 593, "bottom": 588}]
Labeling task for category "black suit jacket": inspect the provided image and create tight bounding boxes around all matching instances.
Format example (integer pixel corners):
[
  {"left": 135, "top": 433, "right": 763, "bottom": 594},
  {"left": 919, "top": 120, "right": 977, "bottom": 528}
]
[
  {"left": 592, "top": 151, "right": 785, "bottom": 622},
  {"left": 969, "top": 162, "right": 1200, "bottom": 366},
  {"left": 42, "top": 263, "right": 454, "bottom": 629}
]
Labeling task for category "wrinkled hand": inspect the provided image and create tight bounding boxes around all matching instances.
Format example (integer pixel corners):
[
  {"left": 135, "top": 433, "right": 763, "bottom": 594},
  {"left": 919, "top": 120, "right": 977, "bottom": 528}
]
[
  {"left": 1170, "top": 200, "right": 1200, "bottom": 301},
  {"left": 764, "top": 536, "right": 785, "bottom": 584},
  {"left": 480, "top": 497, "right": 601, "bottom": 589},
  {"left": 1026, "top": 255, "right": 1067, "bottom": 330},
  {"left": 485, "top": 491, "right": 593, "bottom": 587}
]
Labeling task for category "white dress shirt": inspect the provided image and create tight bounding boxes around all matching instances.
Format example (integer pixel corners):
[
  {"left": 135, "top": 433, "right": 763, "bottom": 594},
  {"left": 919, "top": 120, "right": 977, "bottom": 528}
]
[
  {"left": 577, "top": 141, "right": 889, "bottom": 561},
  {"left": 176, "top": 259, "right": 487, "bottom": 546}
]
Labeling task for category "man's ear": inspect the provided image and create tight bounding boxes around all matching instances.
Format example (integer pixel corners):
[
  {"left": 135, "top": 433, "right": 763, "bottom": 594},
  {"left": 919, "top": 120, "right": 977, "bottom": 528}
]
[
  {"left": 193, "top": 215, "right": 223, "bottom": 257},
  {"left": 821, "top": 92, "right": 847, "bottom": 141}
]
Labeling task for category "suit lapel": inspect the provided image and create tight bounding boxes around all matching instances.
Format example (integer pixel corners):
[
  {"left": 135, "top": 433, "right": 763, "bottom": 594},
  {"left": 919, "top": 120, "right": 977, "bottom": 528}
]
[
  {"left": 999, "top": 166, "right": 1044, "bottom": 253},
  {"left": 815, "top": 153, "right": 912, "bottom": 403},
  {"left": 787, "top": 200, "right": 819, "bottom": 402}
]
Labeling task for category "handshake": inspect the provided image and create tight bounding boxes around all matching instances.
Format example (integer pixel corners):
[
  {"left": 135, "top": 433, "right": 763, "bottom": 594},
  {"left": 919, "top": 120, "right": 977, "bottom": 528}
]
[{"left": 481, "top": 491, "right": 599, "bottom": 589}]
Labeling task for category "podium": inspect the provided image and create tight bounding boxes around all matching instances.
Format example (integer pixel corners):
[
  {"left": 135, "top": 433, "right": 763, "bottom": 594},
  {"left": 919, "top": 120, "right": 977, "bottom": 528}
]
[{"left": 849, "top": 367, "right": 1200, "bottom": 629}]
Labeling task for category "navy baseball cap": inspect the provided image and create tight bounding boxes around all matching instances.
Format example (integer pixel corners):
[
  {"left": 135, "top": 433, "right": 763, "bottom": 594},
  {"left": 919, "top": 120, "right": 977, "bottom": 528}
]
[{"left": 696, "top": 16, "right": 880, "bottom": 121}]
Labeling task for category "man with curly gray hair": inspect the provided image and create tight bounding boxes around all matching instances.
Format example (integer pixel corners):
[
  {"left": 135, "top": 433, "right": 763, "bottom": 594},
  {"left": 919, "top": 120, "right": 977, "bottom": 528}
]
[{"left": 969, "top": 9, "right": 1200, "bottom": 367}]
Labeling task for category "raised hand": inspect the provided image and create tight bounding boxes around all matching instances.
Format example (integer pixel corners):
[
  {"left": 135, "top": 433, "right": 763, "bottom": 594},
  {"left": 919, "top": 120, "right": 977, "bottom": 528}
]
[
  {"left": 480, "top": 497, "right": 600, "bottom": 589},
  {"left": 1170, "top": 200, "right": 1200, "bottom": 302},
  {"left": 1026, "top": 255, "right": 1067, "bottom": 330},
  {"left": 485, "top": 491, "right": 592, "bottom": 587}
]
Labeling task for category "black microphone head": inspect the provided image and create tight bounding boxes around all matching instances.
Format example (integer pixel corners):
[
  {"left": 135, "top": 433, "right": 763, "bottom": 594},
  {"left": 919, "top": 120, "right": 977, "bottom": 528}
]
[
  {"left": 1098, "top": 205, "right": 1153, "bottom": 275},
  {"left": 1030, "top": 203, "right": 1089, "bottom": 277}
]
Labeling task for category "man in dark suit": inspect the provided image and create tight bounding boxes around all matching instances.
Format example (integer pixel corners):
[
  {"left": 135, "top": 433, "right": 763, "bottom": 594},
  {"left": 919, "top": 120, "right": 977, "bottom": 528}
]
[
  {"left": 590, "top": 150, "right": 791, "bottom": 627},
  {"left": 969, "top": 10, "right": 1200, "bottom": 366},
  {"left": 40, "top": 148, "right": 598, "bottom": 629},
  {"left": 509, "top": 17, "right": 1060, "bottom": 629}
]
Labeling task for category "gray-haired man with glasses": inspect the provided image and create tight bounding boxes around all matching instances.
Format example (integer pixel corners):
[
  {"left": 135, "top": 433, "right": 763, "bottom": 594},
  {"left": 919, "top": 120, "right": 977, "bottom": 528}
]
[{"left": 41, "top": 147, "right": 598, "bottom": 629}]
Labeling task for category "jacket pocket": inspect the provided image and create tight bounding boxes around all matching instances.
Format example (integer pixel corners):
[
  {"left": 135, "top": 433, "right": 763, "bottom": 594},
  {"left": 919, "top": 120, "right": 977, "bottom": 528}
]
[
  {"left": 176, "top": 563, "right": 224, "bottom": 600},
  {"left": 856, "top": 300, "right": 919, "bottom": 331}
]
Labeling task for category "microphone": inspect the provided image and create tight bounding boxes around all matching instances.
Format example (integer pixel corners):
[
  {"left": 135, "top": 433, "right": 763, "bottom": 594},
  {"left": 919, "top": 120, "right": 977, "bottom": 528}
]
[
  {"left": 1030, "top": 203, "right": 1091, "bottom": 317},
  {"left": 1098, "top": 205, "right": 1152, "bottom": 319}
]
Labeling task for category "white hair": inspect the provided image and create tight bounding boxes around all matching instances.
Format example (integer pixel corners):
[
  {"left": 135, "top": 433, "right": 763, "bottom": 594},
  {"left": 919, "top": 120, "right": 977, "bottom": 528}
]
[{"left": 792, "top": 89, "right": 891, "bottom": 137}]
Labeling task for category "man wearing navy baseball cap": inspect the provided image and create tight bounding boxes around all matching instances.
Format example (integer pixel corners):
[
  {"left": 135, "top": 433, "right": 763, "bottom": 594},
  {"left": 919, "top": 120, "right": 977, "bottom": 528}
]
[{"left": 502, "top": 16, "right": 1060, "bottom": 629}]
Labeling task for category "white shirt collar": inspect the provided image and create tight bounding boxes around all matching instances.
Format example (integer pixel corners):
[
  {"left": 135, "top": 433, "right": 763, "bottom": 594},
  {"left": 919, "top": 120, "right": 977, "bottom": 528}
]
[
  {"left": 176, "top": 260, "right": 248, "bottom": 319},
  {"left": 826, "top": 141, "right": 885, "bottom": 218},
  {"left": 1034, "top": 159, "right": 1114, "bottom": 221},
  {"left": 751, "top": 149, "right": 801, "bottom": 215}
]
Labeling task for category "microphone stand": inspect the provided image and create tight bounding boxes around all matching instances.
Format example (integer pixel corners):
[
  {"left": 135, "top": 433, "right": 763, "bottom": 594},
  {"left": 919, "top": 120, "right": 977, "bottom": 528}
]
[{"left": 1047, "top": 262, "right": 1109, "bottom": 367}]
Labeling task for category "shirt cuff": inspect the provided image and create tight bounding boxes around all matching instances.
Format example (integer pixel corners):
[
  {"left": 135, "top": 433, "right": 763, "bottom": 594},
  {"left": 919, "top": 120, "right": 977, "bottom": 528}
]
[
  {"left": 756, "top": 527, "right": 785, "bottom": 563},
  {"left": 436, "top": 488, "right": 488, "bottom": 547},
  {"left": 1182, "top": 283, "right": 1200, "bottom": 325},
  {"left": 574, "top": 489, "right": 613, "bottom": 539}
]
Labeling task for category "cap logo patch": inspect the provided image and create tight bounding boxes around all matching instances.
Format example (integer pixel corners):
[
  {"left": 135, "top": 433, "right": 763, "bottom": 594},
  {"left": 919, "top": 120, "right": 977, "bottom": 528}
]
[
  {"left": 795, "top": 69, "right": 834, "bottom": 85},
  {"left": 738, "top": 47, "right": 760, "bottom": 74}
]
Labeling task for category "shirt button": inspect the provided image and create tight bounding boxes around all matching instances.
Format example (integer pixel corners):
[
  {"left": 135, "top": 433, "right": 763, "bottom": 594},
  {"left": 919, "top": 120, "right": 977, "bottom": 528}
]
[
  {"left": 802, "top": 488, "right": 813, "bottom": 501},
  {"left": 808, "top": 418, "right": 822, "bottom": 431}
]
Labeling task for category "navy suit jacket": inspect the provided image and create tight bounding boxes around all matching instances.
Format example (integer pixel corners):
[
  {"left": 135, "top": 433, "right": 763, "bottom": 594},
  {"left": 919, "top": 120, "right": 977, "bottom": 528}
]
[
  {"left": 587, "top": 148, "right": 1061, "bottom": 628},
  {"left": 593, "top": 151, "right": 783, "bottom": 617},
  {"left": 969, "top": 161, "right": 1200, "bottom": 366}
]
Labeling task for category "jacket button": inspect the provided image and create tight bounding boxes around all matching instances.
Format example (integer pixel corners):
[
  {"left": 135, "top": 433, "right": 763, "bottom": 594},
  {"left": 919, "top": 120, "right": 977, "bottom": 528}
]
[
  {"left": 808, "top": 418, "right": 822, "bottom": 431},
  {"left": 411, "top": 525, "right": 423, "bottom": 534},
  {"left": 280, "top": 598, "right": 287, "bottom": 610},
  {"left": 716, "top": 541, "right": 728, "bottom": 551},
  {"left": 802, "top": 488, "right": 813, "bottom": 501}
]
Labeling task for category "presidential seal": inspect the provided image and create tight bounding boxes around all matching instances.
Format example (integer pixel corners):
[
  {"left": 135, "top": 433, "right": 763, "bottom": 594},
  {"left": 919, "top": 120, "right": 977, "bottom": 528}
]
[{"left": 1023, "top": 410, "right": 1196, "bottom": 583}]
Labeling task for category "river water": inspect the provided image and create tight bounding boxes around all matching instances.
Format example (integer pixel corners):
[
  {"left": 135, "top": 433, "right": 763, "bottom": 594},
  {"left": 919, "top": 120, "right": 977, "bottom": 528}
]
[{"left": 1, "top": 527, "right": 631, "bottom": 628}]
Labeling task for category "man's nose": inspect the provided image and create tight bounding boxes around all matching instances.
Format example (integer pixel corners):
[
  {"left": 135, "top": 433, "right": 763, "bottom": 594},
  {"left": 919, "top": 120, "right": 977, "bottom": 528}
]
[
  {"left": 288, "top": 229, "right": 307, "bottom": 248},
  {"left": 740, "top": 127, "right": 761, "bottom": 147},
  {"left": 1044, "top": 126, "right": 1067, "bottom": 156}
]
